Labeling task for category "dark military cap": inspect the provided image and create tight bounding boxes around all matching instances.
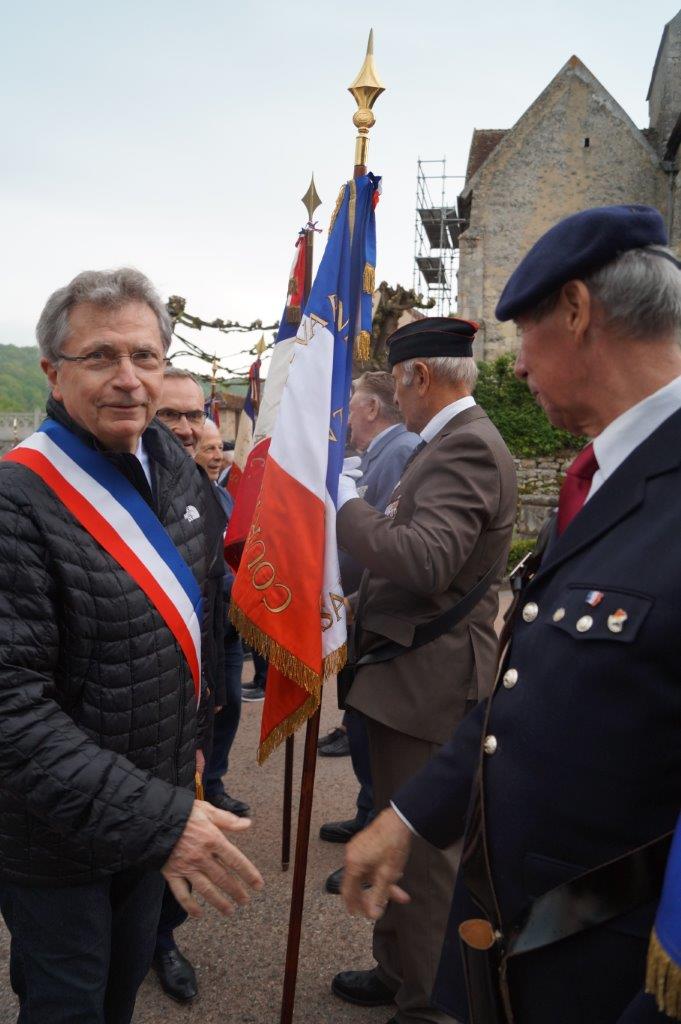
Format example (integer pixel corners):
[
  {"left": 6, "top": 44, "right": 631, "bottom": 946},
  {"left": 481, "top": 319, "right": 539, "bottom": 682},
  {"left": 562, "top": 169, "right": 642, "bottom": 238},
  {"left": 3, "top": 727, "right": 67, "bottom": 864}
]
[
  {"left": 495, "top": 205, "right": 668, "bottom": 322},
  {"left": 387, "top": 317, "right": 478, "bottom": 366}
]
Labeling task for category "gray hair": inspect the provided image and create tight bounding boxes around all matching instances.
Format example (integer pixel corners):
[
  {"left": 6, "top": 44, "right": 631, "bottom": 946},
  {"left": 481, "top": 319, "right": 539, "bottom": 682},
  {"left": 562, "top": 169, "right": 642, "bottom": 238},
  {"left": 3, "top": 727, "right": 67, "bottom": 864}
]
[
  {"left": 163, "top": 365, "right": 198, "bottom": 382},
  {"left": 36, "top": 267, "right": 173, "bottom": 363},
  {"left": 527, "top": 246, "right": 681, "bottom": 340},
  {"left": 353, "top": 370, "right": 402, "bottom": 424},
  {"left": 400, "top": 355, "right": 479, "bottom": 391}
]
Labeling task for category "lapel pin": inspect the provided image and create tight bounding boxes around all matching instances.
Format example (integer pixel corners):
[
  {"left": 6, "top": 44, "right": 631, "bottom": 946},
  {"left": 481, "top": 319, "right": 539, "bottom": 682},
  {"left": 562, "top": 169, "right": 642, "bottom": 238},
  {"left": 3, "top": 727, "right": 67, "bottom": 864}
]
[
  {"left": 607, "top": 609, "right": 628, "bottom": 633},
  {"left": 585, "top": 590, "right": 604, "bottom": 607}
]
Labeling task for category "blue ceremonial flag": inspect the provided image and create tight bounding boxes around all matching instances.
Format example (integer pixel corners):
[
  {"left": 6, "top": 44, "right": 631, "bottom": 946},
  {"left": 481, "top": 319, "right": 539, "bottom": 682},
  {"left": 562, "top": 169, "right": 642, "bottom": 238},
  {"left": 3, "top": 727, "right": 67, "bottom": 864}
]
[
  {"left": 647, "top": 812, "right": 681, "bottom": 1019},
  {"left": 230, "top": 171, "right": 381, "bottom": 761}
]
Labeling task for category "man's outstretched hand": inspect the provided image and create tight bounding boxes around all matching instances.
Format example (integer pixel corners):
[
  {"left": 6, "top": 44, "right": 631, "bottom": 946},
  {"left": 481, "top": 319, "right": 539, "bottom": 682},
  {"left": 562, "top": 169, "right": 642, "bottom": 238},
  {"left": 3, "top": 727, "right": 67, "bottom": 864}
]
[
  {"left": 341, "top": 807, "right": 413, "bottom": 920},
  {"left": 162, "top": 800, "right": 264, "bottom": 918}
]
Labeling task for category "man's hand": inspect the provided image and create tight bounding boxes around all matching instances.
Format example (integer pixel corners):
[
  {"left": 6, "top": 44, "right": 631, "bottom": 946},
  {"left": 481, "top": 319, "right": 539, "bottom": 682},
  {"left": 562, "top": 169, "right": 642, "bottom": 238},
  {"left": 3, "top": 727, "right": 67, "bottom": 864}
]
[
  {"left": 195, "top": 749, "right": 205, "bottom": 776},
  {"left": 341, "top": 807, "right": 413, "bottom": 920},
  {"left": 162, "top": 800, "right": 264, "bottom": 918}
]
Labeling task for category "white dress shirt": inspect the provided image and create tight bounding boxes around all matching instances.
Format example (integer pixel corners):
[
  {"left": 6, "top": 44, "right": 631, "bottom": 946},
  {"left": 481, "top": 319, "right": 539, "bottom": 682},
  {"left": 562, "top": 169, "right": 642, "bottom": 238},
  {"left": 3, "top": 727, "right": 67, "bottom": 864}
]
[
  {"left": 420, "top": 396, "right": 477, "bottom": 443},
  {"left": 135, "top": 439, "right": 152, "bottom": 488},
  {"left": 588, "top": 373, "right": 681, "bottom": 502}
]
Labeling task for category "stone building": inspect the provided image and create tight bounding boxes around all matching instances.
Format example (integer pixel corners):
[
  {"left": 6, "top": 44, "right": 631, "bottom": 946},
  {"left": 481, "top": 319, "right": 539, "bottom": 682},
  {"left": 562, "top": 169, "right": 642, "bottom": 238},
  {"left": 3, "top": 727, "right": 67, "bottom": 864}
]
[{"left": 458, "top": 11, "right": 681, "bottom": 360}]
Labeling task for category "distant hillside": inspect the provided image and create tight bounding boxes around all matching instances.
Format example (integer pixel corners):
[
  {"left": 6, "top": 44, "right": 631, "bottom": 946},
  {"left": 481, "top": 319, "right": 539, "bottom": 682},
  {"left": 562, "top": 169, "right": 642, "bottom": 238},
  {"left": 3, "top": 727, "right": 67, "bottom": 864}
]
[{"left": 0, "top": 346, "right": 48, "bottom": 411}]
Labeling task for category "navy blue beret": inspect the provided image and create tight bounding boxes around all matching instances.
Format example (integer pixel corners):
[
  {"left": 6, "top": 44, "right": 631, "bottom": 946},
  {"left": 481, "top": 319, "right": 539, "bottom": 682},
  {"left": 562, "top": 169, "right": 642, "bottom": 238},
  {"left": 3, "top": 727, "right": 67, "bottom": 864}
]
[
  {"left": 495, "top": 205, "right": 668, "bottom": 322},
  {"left": 387, "top": 317, "right": 478, "bottom": 366}
]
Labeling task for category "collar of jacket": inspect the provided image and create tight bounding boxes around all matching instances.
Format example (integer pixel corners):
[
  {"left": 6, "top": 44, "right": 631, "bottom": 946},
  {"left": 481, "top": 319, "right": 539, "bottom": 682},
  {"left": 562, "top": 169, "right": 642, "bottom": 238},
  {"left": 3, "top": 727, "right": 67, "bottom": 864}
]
[
  {"left": 424, "top": 403, "right": 487, "bottom": 445},
  {"left": 537, "top": 405, "right": 681, "bottom": 581},
  {"left": 363, "top": 423, "right": 406, "bottom": 466},
  {"left": 45, "top": 395, "right": 187, "bottom": 475}
]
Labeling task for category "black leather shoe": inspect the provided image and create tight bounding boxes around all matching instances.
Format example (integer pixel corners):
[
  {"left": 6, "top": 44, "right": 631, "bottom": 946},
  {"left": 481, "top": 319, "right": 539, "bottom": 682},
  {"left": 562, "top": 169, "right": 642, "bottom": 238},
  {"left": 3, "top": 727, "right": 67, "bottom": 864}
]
[
  {"left": 318, "top": 731, "right": 350, "bottom": 757},
  {"left": 317, "top": 726, "right": 347, "bottom": 750},
  {"left": 319, "top": 817, "right": 363, "bottom": 843},
  {"left": 206, "top": 791, "right": 250, "bottom": 817},
  {"left": 325, "top": 866, "right": 371, "bottom": 895},
  {"left": 152, "top": 948, "right": 198, "bottom": 1003},
  {"left": 325, "top": 866, "right": 343, "bottom": 894},
  {"left": 331, "top": 968, "right": 397, "bottom": 1007}
]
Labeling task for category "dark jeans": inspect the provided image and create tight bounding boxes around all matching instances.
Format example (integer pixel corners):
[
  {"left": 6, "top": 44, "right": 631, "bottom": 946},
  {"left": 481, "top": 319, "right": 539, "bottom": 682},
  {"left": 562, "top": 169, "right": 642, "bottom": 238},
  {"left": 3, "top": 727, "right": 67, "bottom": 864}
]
[
  {"left": 155, "top": 883, "right": 187, "bottom": 954},
  {"left": 0, "top": 868, "right": 165, "bottom": 1024},
  {"left": 344, "top": 708, "right": 375, "bottom": 827},
  {"left": 156, "top": 628, "right": 245, "bottom": 955},
  {"left": 252, "top": 650, "right": 268, "bottom": 689},
  {"left": 204, "top": 628, "right": 244, "bottom": 796}
]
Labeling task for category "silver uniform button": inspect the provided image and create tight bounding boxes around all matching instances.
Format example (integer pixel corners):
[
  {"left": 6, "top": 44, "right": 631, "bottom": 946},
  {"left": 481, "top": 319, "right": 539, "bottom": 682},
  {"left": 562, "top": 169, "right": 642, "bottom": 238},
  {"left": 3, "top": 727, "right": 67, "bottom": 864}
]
[
  {"left": 503, "top": 668, "right": 518, "bottom": 689},
  {"left": 522, "top": 602, "right": 539, "bottom": 623},
  {"left": 576, "top": 615, "right": 593, "bottom": 633},
  {"left": 483, "top": 735, "right": 498, "bottom": 755},
  {"left": 553, "top": 607, "right": 566, "bottom": 622}
]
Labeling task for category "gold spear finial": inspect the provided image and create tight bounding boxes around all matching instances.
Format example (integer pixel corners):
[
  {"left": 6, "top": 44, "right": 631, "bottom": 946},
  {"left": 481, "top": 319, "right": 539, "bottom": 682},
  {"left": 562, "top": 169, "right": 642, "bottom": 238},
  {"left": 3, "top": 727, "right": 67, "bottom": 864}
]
[
  {"left": 256, "top": 334, "right": 266, "bottom": 356},
  {"left": 348, "top": 29, "right": 385, "bottom": 171},
  {"left": 301, "top": 174, "right": 322, "bottom": 221}
]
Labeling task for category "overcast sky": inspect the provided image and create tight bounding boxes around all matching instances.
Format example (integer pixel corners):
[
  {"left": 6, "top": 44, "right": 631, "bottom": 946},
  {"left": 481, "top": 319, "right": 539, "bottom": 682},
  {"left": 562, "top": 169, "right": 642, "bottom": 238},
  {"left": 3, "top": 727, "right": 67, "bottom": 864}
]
[{"left": 2, "top": 0, "right": 678, "bottom": 376}]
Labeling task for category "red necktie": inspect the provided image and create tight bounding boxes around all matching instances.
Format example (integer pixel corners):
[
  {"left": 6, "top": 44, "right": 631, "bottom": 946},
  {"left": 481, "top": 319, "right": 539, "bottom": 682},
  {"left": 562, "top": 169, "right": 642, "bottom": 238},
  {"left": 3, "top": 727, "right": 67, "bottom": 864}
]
[{"left": 556, "top": 442, "right": 599, "bottom": 536}]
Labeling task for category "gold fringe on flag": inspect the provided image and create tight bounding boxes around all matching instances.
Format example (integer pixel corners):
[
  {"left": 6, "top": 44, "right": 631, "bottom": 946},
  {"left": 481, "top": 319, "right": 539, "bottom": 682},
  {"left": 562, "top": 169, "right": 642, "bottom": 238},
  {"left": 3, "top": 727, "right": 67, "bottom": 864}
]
[
  {"left": 363, "top": 263, "right": 375, "bottom": 295},
  {"left": 229, "top": 603, "right": 322, "bottom": 696},
  {"left": 257, "top": 690, "right": 320, "bottom": 765},
  {"left": 354, "top": 330, "right": 371, "bottom": 363},
  {"left": 646, "top": 929, "right": 681, "bottom": 1020},
  {"left": 348, "top": 179, "right": 357, "bottom": 240},
  {"left": 322, "top": 643, "right": 348, "bottom": 679},
  {"left": 286, "top": 306, "right": 301, "bottom": 325},
  {"left": 328, "top": 185, "right": 346, "bottom": 236}
]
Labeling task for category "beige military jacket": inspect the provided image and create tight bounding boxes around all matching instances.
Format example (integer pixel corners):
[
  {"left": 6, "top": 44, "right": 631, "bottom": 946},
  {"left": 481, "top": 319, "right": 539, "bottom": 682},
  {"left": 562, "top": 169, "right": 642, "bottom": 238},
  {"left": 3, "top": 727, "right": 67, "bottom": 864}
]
[{"left": 337, "top": 404, "right": 517, "bottom": 744}]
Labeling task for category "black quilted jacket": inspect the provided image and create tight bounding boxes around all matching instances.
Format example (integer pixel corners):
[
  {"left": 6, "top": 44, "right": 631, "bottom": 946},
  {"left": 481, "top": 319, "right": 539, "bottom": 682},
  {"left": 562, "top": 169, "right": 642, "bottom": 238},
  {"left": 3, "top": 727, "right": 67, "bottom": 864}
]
[{"left": 0, "top": 398, "right": 212, "bottom": 885}]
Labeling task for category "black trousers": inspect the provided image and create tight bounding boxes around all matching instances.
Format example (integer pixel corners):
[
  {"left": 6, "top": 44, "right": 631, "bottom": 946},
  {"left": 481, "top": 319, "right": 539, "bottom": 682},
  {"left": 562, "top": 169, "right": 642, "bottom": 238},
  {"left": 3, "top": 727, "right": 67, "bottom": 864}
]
[{"left": 0, "top": 868, "right": 165, "bottom": 1024}]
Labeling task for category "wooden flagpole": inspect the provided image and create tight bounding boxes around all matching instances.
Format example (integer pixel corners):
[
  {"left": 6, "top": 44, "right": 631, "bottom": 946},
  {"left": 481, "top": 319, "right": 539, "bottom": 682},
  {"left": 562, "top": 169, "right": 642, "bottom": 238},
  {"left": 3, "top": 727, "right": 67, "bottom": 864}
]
[
  {"left": 279, "top": 31, "right": 384, "bottom": 1024},
  {"left": 281, "top": 174, "right": 323, "bottom": 874}
]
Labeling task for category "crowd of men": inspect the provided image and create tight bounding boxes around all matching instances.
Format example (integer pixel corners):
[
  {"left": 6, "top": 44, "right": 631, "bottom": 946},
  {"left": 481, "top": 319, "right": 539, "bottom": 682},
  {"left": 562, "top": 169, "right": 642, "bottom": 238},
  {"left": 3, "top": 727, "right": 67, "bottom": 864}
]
[{"left": 0, "top": 203, "right": 678, "bottom": 1024}]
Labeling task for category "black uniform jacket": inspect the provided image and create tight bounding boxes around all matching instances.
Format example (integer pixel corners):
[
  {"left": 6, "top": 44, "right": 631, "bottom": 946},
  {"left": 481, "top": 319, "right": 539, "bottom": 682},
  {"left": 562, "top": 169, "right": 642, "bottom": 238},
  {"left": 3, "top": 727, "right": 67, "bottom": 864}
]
[{"left": 394, "top": 407, "right": 681, "bottom": 1024}]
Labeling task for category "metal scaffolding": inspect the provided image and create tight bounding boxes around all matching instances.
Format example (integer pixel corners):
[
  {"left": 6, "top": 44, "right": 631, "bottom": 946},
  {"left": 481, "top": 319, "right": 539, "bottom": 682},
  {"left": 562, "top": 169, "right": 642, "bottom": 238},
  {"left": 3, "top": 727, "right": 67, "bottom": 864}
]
[{"left": 413, "top": 158, "right": 465, "bottom": 315}]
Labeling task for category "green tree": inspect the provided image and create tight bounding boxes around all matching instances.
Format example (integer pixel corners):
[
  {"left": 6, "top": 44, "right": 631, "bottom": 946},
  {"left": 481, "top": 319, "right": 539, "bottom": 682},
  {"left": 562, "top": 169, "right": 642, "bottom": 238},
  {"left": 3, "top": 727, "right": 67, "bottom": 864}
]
[
  {"left": 474, "top": 355, "right": 581, "bottom": 458},
  {"left": 0, "top": 346, "right": 48, "bottom": 412}
]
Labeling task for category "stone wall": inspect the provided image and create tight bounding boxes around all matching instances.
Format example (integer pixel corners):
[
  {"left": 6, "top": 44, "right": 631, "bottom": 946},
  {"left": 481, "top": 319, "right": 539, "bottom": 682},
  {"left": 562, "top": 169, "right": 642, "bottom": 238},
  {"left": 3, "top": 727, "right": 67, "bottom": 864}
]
[
  {"left": 648, "top": 12, "right": 681, "bottom": 153},
  {"left": 513, "top": 455, "right": 572, "bottom": 537},
  {"left": 0, "top": 410, "right": 44, "bottom": 456},
  {"left": 457, "top": 58, "right": 668, "bottom": 362}
]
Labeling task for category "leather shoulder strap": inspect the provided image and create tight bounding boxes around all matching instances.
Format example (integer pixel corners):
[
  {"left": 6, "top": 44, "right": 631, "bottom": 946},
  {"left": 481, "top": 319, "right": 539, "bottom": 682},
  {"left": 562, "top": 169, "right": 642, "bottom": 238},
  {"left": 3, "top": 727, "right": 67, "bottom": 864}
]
[
  {"left": 356, "top": 548, "right": 507, "bottom": 669},
  {"left": 507, "top": 831, "right": 672, "bottom": 958}
]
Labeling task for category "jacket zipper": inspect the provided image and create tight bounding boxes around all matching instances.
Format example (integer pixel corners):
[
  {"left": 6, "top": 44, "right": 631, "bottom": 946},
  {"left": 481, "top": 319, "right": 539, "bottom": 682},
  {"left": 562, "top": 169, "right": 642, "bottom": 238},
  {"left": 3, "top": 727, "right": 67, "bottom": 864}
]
[{"left": 173, "top": 645, "right": 187, "bottom": 786}]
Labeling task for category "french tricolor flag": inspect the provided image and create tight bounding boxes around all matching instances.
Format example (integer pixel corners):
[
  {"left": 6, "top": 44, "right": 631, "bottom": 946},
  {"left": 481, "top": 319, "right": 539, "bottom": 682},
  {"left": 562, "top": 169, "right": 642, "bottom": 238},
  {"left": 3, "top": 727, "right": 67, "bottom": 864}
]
[{"left": 230, "top": 172, "right": 380, "bottom": 762}]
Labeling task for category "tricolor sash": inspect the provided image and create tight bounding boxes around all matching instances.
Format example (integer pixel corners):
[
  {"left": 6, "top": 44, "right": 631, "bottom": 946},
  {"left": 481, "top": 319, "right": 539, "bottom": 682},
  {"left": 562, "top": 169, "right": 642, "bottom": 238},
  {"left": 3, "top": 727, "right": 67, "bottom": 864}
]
[{"left": 4, "top": 419, "right": 202, "bottom": 702}]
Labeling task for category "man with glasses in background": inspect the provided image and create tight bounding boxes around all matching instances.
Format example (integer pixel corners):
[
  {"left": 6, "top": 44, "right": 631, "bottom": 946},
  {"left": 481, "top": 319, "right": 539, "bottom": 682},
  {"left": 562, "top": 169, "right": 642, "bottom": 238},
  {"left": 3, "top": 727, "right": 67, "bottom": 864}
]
[
  {"left": 152, "top": 371, "right": 250, "bottom": 1002},
  {"left": 0, "top": 269, "right": 262, "bottom": 1024}
]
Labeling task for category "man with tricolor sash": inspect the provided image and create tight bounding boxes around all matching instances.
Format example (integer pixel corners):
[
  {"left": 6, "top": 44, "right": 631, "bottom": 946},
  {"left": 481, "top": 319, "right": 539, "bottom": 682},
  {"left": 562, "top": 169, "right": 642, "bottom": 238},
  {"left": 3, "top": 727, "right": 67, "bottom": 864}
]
[{"left": 0, "top": 268, "right": 263, "bottom": 1024}]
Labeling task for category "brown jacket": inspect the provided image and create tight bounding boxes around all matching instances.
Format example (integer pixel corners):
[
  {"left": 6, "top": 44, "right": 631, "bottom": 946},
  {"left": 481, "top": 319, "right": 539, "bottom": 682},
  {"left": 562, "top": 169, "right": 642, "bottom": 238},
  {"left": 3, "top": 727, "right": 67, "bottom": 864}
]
[{"left": 337, "top": 405, "right": 517, "bottom": 744}]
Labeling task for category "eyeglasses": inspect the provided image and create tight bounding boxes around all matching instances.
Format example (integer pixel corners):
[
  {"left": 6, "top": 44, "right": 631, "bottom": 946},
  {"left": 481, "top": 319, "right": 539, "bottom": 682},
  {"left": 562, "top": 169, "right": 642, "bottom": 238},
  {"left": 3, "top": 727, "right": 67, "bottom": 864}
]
[
  {"left": 57, "top": 349, "right": 165, "bottom": 372},
  {"left": 156, "top": 408, "right": 206, "bottom": 425}
]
